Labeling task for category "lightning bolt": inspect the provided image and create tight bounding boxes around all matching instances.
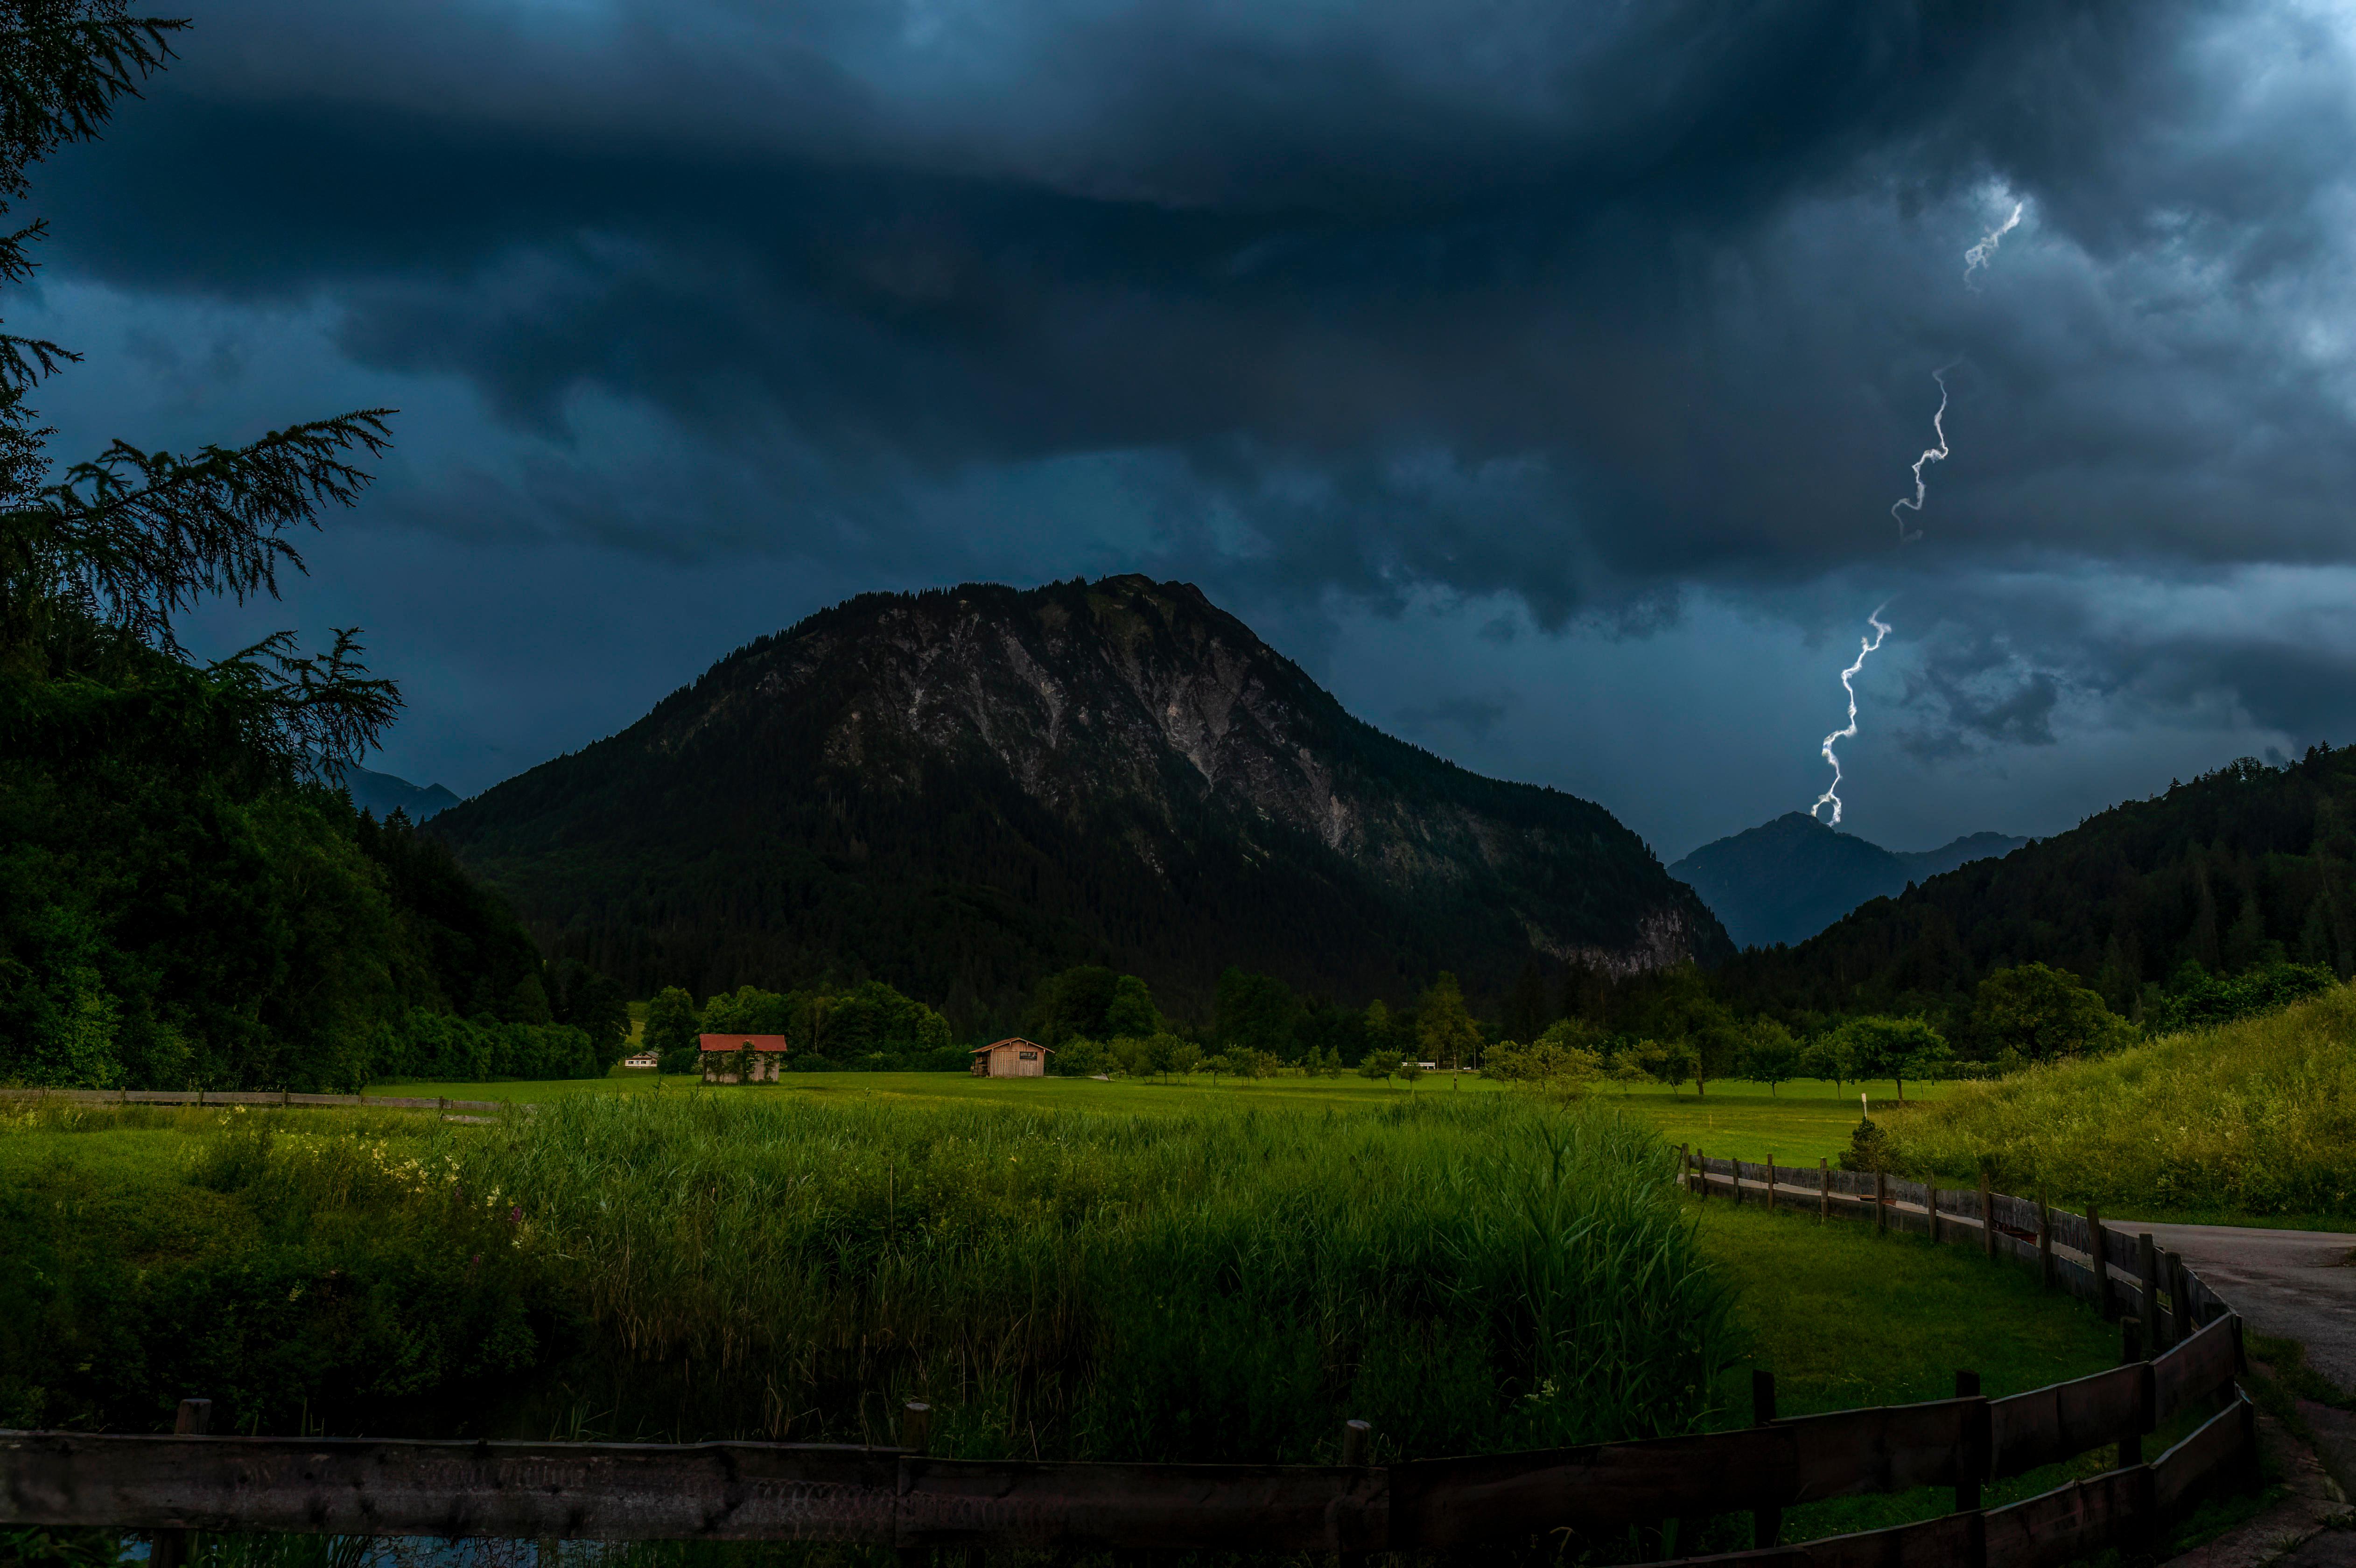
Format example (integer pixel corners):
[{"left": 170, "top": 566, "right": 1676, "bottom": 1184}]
[
  {"left": 1963, "top": 201, "right": 2023, "bottom": 291},
  {"left": 1889, "top": 369, "right": 1949, "bottom": 543},
  {"left": 1810, "top": 607, "right": 1892, "bottom": 826}
]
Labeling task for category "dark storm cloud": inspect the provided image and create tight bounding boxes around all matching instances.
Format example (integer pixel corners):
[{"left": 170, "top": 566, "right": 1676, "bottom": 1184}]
[{"left": 28, "top": 0, "right": 2356, "bottom": 797}]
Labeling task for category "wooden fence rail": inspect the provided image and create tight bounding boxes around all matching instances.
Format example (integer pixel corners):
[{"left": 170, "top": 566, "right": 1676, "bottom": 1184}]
[
  {"left": 0, "top": 1152, "right": 2259, "bottom": 1563},
  {"left": 0, "top": 1088, "right": 507, "bottom": 1113}
]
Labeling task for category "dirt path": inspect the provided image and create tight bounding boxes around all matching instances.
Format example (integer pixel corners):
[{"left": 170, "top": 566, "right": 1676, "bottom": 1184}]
[{"left": 2138, "top": 1223, "right": 2356, "bottom": 1388}]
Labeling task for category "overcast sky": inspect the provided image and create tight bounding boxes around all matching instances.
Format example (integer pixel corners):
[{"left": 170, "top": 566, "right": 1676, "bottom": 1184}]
[{"left": 28, "top": 0, "right": 2356, "bottom": 858}]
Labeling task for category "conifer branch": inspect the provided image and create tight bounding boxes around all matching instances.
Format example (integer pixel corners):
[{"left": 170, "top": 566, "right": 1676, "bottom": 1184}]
[
  {"left": 209, "top": 625, "right": 403, "bottom": 767},
  {"left": 0, "top": 5, "right": 186, "bottom": 199},
  {"left": 1, "top": 410, "right": 395, "bottom": 661}
]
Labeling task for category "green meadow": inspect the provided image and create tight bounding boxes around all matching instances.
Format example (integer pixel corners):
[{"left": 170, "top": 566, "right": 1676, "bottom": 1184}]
[
  {"left": 370, "top": 1067, "right": 1936, "bottom": 1166},
  {"left": 7, "top": 1090, "right": 2091, "bottom": 1439}
]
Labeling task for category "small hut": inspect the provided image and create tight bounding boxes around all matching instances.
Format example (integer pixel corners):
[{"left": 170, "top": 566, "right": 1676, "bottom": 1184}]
[
  {"left": 970, "top": 1037, "right": 1051, "bottom": 1078},
  {"left": 700, "top": 1034, "right": 789, "bottom": 1083}
]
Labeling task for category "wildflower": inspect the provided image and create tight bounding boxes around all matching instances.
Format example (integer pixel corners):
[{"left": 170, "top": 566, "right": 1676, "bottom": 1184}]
[{"left": 509, "top": 1204, "right": 523, "bottom": 1225}]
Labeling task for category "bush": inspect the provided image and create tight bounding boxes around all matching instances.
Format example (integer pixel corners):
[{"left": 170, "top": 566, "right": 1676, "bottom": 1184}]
[
  {"left": 2146, "top": 959, "right": 2335, "bottom": 1034},
  {"left": 373, "top": 1009, "right": 605, "bottom": 1081}
]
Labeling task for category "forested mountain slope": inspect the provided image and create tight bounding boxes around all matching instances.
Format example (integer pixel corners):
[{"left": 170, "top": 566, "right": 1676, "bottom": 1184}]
[
  {"left": 1720, "top": 752, "right": 2356, "bottom": 1021},
  {"left": 1669, "top": 812, "right": 2025, "bottom": 949},
  {"left": 432, "top": 575, "right": 1730, "bottom": 1027}
]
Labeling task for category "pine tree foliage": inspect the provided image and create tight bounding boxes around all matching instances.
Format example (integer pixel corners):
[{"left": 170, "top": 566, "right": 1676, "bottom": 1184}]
[{"left": 0, "top": 4, "right": 617, "bottom": 1089}]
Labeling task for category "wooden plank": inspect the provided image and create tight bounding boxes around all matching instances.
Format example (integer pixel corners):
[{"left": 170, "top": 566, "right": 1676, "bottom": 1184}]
[
  {"left": 370, "top": 1097, "right": 445, "bottom": 1109},
  {"left": 286, "top": 1093, "right": 363, "bottom": 1106},
  {"left": 900, "top": 1458, "right": 1385, "bottom": 1552},
  {"left": 2152, "top": 1397, "right": 2251, "bottom": 1514},
  {"left": 2051, "top": 1253, "right": 2099, "bottom": 1306},
  {"left": 1988, "top": 1365, "right": 2145, "bottom": 1478},
  {"left": 122, "top": 1092, "right": 196, "bottom": 1104},
  {"left": 0, "top": 1432, "right": 903, "bottom": 1541},
  {"left": 1984, "top": 1466, "right": 2147, "bottom": 1568},
  {"left": 1391, "top": 1402, "right": 1975, "bottom": 1545},
  {"left": 448, "top": 1099, "right": 505, "bottom": 1113},
  {"left": 1656, "top": 1509, "right": 1981, "bottom": 1568},
  {"left": 2045, "top": 1208, "right": 2090, "bottom": 1256},
  {"left": 1992, "top": 1192, "right": 2041, "bottom": 1236},
  {"left": 202, "top": 1092, "right": 286, "bottom": 1106},
  {"left": 2153, "top": 1317, "right": 2237, "bottom": 1425}
]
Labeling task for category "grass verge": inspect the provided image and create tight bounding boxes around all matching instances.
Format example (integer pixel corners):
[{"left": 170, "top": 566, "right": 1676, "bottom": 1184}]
[{"left": 1878, "top": 981, "right": 2356, "bottom": 1218}]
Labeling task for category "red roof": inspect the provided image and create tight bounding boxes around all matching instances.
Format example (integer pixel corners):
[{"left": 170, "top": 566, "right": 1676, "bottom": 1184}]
[
  {"left": 971, "top": 1036, "right": 1052, "bottom": 1054},
  {"left": 699, "top": 1034, "right": 789, "bottom": 1052}
]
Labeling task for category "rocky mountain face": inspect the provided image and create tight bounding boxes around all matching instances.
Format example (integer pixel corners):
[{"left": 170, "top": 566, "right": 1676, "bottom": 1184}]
[
  {"left": 431, "top": 575, "right": 1730, "bottom": 1026},
  {"left": 1669, "top": 812, "right": 2026, "bottom": 950}
]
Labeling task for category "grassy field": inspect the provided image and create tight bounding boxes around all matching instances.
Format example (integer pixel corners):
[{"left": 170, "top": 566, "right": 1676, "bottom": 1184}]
[
  {"left": 1880, "top": 981, "right": 2356, "bottom": 1224},
  {"left": 7, "top": 1094, "right": 1739, "bottom": 1460},
  {"left": 0, "top": 1088, "right": 2135, "bottom": 1562},
  {"left": 370, "top": 1068, "right": 1934, "bottom": 1165}
]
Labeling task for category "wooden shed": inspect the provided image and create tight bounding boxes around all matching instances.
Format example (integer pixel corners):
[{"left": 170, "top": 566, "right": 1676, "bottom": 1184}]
[
  {"left": 971, "top": 1037, "right": 1051, "bottom": 1078},
  {"left": 700, "top": 1034, "right": 788, "bottom": 1084}
]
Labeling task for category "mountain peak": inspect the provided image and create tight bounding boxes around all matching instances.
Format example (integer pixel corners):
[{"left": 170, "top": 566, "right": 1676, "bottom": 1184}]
[
  {"left": 1670, "top": 814, "right": 2024, "bottom": 950},
  {"left": 433, "top": 575, "right": 1731, "bottom": 1026}
]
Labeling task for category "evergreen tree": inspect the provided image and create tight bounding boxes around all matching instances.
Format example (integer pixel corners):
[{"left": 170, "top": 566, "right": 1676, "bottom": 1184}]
[
  {"left": 1504, "top": 958, "right": 1548, "bottom": 1043},
  {"left": 1415, "top": 972, "right": 1481, "bottom": 1070},
  {"left": 1103, "top": 973, "right": 1157, "bottom": 1037},
  {"left": 645, "top": 987, "right": 701, "bottom": 1075}
]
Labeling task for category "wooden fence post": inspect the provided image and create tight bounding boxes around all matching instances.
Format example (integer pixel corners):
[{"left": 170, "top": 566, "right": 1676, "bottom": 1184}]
[
  {"left": 1696, "top": 1148, "right": 1707, "bottom": 1201},
  {"left": 1340, "top": 1419, "right": 1372, "bottom": 1568},
  {"left": 1819, "top": 1157, "right": 1830, "bottom": 1221},
  {"left": 2164, "top": 1249, "right": 2192, "bottom": 1336},
  {"left": 1876, "top": 1170, "right": 1888, "bottom": 1234},
  {"left": 148, "top": 1397, "right": 211, "bottom": 1568},
  {"left": 2037, "top": 1195, "right": 2054, "bottom": 1290},
  {"left": 1954, "top": 1371, "right": 1984, "bottom": 1512},
  {"left": 1929, "top": 1186, "right": 1941, "bottom": 1244},
  {"left": 1957, "top": 1368, "right": 1992, "bottom": 1568},
  {"left": 2239, "top": 1392, "right": 2261, "bottom": 1493},
  {"left": 901, "top": 1400, "right": 933, "bottom": 1568},
  {"left": 1765, "top": 1156, "right": 1776, "bottom": 1214},
  {"left": 1752, "top": 1371, "right": 1781, "bottom": 1549},
  {"left": 2137, "top": 1234, "right": 2164, "bottom": 1352},
  {"left": 1678, "top": 1144, "right": 1690, "bottom": 1194},
  {"left": 2088, "top": 1204, "right": 2114, "bottom": 1319},
  {"left": 2118, "top": 1321, "right": 2145, "bottom": 1466},
  {"left": 1978, "top": 1172, "right": 1995, "bottom": 1259}
]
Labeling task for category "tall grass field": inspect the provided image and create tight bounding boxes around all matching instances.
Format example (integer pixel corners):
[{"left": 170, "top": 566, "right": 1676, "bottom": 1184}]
[
  {"left": 2, "top": 1095, "right": 1736, "bottom": 1462},
  {"left": 1879, "top": 980, "right": 2356, "bottom": 1217}
]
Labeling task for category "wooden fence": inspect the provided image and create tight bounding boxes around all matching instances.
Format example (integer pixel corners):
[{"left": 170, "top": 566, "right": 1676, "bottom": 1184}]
[
  {"left": 0, "top": 1152, "right": 2259, "bottom": 1566},
  {"left": 0, "top": 1087, "right": 506, "bottom": 1115}
]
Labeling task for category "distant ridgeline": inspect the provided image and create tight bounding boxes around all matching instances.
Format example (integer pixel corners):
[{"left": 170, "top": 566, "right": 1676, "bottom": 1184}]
[
  {"left": 340, "top": 763, "right": 460, "bottom": 822},
  {"left": 1718, "top": 751, "right": 2356, "bottom": 1033},
  {"left": 1669, "top": 813, "right": 2026, "bottom": 950},
  {"left": 431, "top": 575, "right": 1729, "bottom": 1036}
]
